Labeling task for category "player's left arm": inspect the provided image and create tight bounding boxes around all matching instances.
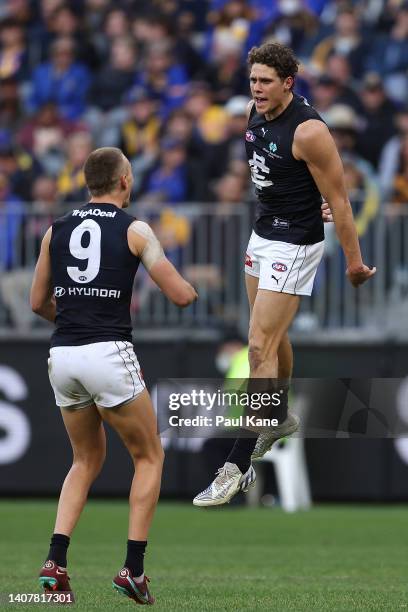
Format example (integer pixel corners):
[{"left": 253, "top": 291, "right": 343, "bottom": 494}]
[
  {"left": 128, "top": 221, "right": 198, "bottom": 306},
  {"left": 30, "top": 227, "right": 56, "bottom": 322},
  {"left": 293, "top": 120, "right": 376, "bottom": 287}
]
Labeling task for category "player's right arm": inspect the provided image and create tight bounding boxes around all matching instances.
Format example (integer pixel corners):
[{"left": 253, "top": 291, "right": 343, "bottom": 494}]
[{"left": 128, "top": 220, "right": 198, "bottom": 307}]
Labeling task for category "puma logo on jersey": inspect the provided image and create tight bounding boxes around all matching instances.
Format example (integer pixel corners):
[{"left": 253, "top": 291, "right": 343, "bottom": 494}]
[
  {"left": 72, "top": 208, "right": 117, "bottom": 218},
  {"left": 261, "top": 127, "right": 268, "bottom": 136},
  {"left": 271, "top": 275, "right": 281, "bottom": 284}
]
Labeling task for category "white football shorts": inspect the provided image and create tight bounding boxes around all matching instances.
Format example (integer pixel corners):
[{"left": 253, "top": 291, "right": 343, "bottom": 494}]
[
  {"left": 244, "top": 231, "right": 324, "bottom": 296},
  {"left": 48, "top": 340, "right": 145, "bottom": 409}
]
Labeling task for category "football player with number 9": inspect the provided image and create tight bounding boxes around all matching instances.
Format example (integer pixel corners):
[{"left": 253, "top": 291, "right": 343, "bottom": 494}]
[{"left": 31, "top": 147, "right": 197, "bottom": 604}]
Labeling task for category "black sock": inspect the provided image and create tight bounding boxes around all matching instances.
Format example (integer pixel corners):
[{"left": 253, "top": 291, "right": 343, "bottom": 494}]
[
  {"left": 274, "top": 381, "right": 289, "bottom": 424},
  {"left": 125, "top": 540, "right": 147, "bottom": 577},
  {"left": 247, "top": 378, "right": 289, "bottom": 424},
  {"left": 47, "top": 533, "right": 70, "bottom": 567},
  {"left": 226, "top": 379, "right": 290, "bottom": 473},
  {"left": 226, "top": 433, "right": 257, "bottom": 474}
]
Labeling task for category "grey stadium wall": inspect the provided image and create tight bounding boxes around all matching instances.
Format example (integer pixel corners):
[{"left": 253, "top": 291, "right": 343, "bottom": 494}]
[{"left": 1, "top": 338, "right": 408, "bottom": 501}]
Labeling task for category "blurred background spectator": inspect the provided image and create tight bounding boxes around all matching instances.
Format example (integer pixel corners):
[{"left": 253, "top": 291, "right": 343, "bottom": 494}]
[
  {"left": 356, "top": 72, "right": 398, "bottom": 170},
  {"left": 0, "top": 0, "right": 406, "bottom": 332},
  {"left": 379, "top": 106, "right": 408, "bottom": 202},
  {"left": 0, "top": 171, "right": 24, "bottom": 271},
  {"left": 0, "top": 0, "right": 402, "bottom": 213},
  {"left": 117, "top": 86, "right": 161, "bottom": 196},
  {"left": 310, "top": 4, "right": 372, "bottom": 78},
  {"left": 391, "top": 133, "right": 408, "bottom": 209},
  {"left": 89, "top": 37, "right": 138, "bottom": 112},
  {"left": 325, "top": 104, "right": 379, "bottom": 238},
  {"left": 0, "top": 18, "right": 29, "bottom": 81},
  {"left": 0, "top": 77, "right": 23, "bottom": 131},
  {"left": 27, "top": 36, "right": 91, "bottom": 120},
  {"left": 55, "top": 130, "right": 92, "bottom": 203},
  {"left": 141, "top": 137, "right": 189, "bottom": 205}
]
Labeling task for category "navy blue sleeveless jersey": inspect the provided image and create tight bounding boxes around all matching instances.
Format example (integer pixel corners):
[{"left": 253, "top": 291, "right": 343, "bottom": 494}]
[
  {"left": 245, "top": 94, "right": 325, "bottom": 245},
  {"left": 50, "top": 203, "right": 140, "bottom": 347}
]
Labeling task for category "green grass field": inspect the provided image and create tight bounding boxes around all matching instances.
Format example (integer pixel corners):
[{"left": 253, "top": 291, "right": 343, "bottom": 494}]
[{"left": 0, "top": 500, "right": 407, "bottom": 611}]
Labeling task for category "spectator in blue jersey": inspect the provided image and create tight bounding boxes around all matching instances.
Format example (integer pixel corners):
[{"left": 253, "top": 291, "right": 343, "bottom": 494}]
[
  {"left": 0, "top": 171, "right": 25, "bottom": 271},
  {"left": 364, "top": 1, "right": 408, "bottom": 104},
  {"left": 142, "top": 137, "right": 188, "bottom": 204},
  {"left": 162, "top": 108, "right": 208, "bottom": 201},
  {"left": 28, "top": 36, "right": 91, "bottom": 120},
  {"left": 133, "top": 40, "right": 188, "bottom": 118}
]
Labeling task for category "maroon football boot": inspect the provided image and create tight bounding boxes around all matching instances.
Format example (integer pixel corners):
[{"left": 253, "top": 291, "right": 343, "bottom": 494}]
[
  {"left": 39, "top": 560, "right": 72, "bottom": 593},
  {"left": 112, "top": 567, "right": 154, "bottom": 605}
]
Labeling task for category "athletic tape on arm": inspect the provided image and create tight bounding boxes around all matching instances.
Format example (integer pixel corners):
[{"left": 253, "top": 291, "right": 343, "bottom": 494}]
[{"left": 129, "top": 220, "right": 165, "bottom": 270}]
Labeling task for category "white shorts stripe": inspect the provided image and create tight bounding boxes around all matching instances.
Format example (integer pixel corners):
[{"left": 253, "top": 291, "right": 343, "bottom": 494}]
[{"left": 115, "top": 340, "right": 136, "bottom": 397}]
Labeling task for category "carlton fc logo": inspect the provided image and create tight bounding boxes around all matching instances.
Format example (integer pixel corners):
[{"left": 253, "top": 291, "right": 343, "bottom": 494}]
[{"left": 245, "top": 130, "right": 256, "bottom": 142}]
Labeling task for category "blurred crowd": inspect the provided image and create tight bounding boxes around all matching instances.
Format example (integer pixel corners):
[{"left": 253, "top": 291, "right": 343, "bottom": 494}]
[{"left": 0, "top": 0, "right": 407, "bottom": 328}]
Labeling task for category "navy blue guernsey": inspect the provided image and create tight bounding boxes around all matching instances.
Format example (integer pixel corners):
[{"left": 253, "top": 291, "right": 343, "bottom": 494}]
[
  {"left": 50, "top": 203, "right": 140, "bottom": 347},
  {"left": 245, "top": 94, "right": 325, "bottom": 245}
]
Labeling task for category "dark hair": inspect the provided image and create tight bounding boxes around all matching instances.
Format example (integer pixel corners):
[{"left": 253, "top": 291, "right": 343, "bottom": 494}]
[
  {"left": 0, "top": 18, "right": 23, "bottom": 30},
  {"left": 248, "top": 43, "right": 299, "bottom": 83},
  {"left": 84, "top": 147, "right": 126, "bottom": 196}
]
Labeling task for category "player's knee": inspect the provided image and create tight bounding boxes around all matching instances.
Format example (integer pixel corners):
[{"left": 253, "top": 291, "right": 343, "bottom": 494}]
[
  {"left": 129, "top": 438, "right": 164, "bottom": 467},
  {"left": 248, "top": 341, "right": 265, "bottom": 371},
  {"left": 146, "top": 442, "right": 164, "bottom": 469},
  {"left": 73, "top": 447, "right": 105, "bottom": 477}
]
